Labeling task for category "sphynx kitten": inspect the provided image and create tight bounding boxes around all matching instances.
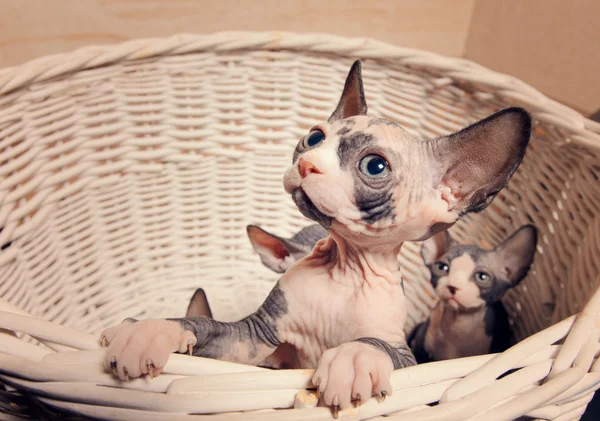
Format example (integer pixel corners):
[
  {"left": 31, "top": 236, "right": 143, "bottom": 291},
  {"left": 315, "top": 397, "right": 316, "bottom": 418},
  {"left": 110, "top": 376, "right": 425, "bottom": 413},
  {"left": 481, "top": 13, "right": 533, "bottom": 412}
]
[
  {"left": 408, "top": 225, "right": 538, "bottom": 363},
  {"left": 101, "top": 60, "right": 532, "bottom": 413}
]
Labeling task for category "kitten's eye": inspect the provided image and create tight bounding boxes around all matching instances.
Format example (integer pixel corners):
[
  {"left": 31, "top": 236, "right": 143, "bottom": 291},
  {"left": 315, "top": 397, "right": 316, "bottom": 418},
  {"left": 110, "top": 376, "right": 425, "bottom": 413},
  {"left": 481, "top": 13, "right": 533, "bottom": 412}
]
[
  {"left": 474, "top": 271, "right": 492, "bottom": 286},
  {"left": 303, "top": 129, "right": 325, "bottom": 148},
  {"left": 434, "top": 262, "right": 449, "bottom": 273},
  {"left": 359, "top": 154, "right": 390, "bottom": 177}
]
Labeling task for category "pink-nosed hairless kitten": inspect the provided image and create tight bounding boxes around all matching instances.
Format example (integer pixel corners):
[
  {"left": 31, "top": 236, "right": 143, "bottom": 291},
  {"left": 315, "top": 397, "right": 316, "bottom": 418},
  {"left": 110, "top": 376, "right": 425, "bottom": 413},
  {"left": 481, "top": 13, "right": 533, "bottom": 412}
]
[
  {"left": 408, "top": 225, "right": 537, "bottom": 363},
  {"left": 101, "top": 60, "right": 532, "bottom": 412}
]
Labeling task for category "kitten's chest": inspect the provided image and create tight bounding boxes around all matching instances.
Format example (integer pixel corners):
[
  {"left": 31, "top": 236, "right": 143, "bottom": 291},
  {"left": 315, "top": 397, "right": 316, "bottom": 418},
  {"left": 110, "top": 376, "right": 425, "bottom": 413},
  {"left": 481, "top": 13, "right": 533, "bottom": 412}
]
[
  {"left": 279, "top": 267, "right": 407, "bottom": 367},
  {"left": 425, "top": 305, "right": 490, "bottom": 360}
]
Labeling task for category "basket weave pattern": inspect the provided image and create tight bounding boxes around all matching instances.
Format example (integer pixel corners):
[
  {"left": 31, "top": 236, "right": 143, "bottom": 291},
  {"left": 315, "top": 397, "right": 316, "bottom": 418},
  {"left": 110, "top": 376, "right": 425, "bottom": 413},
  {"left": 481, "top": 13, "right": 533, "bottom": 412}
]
[{"left": 0, "top": 32, "right": 599, "bottom": 420}]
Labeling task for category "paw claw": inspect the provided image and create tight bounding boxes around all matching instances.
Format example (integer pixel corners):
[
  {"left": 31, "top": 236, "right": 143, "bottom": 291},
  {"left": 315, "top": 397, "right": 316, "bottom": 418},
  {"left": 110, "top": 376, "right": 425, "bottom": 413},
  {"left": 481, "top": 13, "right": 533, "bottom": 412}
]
[
  {"left": 187, "top": 342, "right": 194, "bottom": 356},
  {"left": 147, "top": 361, "right": 154, "bottom": 379},
  {"left": 101, "top": 336, "right": 108, "bottom": 347},
  {"left": 353, "top": 393, "right": 362, "bottom": 407},
  {"left": 110, "top": 357, "right": 117, "bottom": 376},
  {"left": 377, "top": 390, "right": 387, "bottom": 403},
  {"left": 123, "top": 367, "right": 129, "bottom": 382},
  {"left": 332, "top": 405, "right": 340, "bottom": 419}
]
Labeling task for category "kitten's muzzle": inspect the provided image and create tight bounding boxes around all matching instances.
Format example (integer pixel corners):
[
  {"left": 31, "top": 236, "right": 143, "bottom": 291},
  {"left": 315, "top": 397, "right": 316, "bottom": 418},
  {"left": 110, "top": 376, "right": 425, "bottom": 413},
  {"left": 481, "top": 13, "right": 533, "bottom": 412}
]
[
  {"left": 299, "top": 157, "right": 322, "bottom": 178},
  {"left": 292, "top": 188, "right": 332, "bottom": 229},
  {"left": 283, "top": 165, "right": 302, "bottom": 194}
]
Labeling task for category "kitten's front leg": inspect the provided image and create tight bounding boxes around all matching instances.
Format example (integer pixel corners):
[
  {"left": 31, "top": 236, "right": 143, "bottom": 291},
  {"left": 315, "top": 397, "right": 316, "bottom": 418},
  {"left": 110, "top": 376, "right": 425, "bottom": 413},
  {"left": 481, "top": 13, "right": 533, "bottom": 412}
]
[
  {"left": 101, "top": 285, "right": 287, "bottom": 380},
  {"left": 312, "top": 338, "right": 416, "bottom": 413}
]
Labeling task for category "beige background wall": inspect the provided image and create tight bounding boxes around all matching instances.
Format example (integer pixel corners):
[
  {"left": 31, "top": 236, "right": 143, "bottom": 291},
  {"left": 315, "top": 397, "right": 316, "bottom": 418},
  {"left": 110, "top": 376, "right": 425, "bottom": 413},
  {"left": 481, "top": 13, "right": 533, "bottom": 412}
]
[
  {"left": 0, "top": 0, "right": 598, "bottom": 114},
  {"left": 465, "top": 0, "right": 600, "bottom": 115},
  {"left": 0, "top": 0, "right": 475, "bottom": 65}
]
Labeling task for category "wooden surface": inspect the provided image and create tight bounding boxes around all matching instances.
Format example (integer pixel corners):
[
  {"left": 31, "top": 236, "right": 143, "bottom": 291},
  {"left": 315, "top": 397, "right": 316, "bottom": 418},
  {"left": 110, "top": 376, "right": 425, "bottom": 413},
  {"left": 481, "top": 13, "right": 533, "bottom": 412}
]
[
  {"left": 1, "top": 0, "right": 597, "bottom": 115},
  {"left": 0, "top": 0, "right": 475, "bottom": 68},
  {"left": 465, "top": 0, "right": 600, "bottom": 115}
]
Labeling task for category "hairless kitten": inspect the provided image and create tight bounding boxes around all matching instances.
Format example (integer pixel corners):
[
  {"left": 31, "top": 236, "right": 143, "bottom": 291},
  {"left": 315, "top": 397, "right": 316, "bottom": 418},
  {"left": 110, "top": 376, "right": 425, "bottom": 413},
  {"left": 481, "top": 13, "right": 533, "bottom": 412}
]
[
  {"left": 101, "top": 60, "right": 532, "bottom": 414},
  {"left": 408, "top": 225, "right": 537, "bottom": 363}
]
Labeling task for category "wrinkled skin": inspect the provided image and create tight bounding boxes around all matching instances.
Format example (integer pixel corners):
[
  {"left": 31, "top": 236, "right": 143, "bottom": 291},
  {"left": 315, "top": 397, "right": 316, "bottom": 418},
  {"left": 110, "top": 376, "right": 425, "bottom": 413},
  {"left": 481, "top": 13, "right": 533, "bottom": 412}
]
[
  {"left": 409, "top": 225, "right": 538, "bottom": 363},
  {"left": 101, "top": 60, "right": 531, "bottom": 413}
]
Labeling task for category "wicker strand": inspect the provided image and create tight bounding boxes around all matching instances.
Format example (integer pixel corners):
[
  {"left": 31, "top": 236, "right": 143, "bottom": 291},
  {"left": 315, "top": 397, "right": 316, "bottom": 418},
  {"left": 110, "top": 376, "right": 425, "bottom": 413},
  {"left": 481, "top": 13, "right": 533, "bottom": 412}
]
[{"left": 0, "top": 31, "right": 599, "bottom": 420}]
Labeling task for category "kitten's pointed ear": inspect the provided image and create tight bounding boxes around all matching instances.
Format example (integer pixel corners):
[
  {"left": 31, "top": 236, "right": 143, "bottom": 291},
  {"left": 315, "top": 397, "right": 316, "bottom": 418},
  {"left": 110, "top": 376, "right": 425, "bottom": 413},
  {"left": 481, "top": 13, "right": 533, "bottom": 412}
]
[
  {"left": 432, "top": 107, "right": 531, "bottom": 215},
  {"left": 421, "top": 230, "right": 453, "bottom": 265},
  {"left": 328, "top": 60, "right": 368, "bottom": 123},
  {"left": 247, "top": 225, "right": 300, "bottom": 273},
  {"left": 494, "top": 224, "right": 538, "bottom": 286},
  {"left": 186, "top": 288, "right": 213, "bottom": 318}
]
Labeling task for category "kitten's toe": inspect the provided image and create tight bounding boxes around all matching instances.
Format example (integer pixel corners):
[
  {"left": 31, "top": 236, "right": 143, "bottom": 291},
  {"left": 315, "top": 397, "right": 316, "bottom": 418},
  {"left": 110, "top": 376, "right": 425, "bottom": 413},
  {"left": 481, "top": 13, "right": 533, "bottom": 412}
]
[
  {"left": 113, "top": 329, "right": 155, "bottom": 380},
  {"left": 137, "top": 334, "right": 175, "bottom": 378},
  {"left": 103, "top": 323, "right": 138, "bottom": 372},
  {"left": 323, "top": 354, "right": 354, "bottom": 409},
  {"left": 351, "top": 355, "right": 372, "bottom": 406},
  {"left": 371, "top": 358, "right": 393, "bottom": 399},
  {"left": 312, "top": 347, "right": 338, "bottom": 392},
  {"left": 100, "top": 321, "right": 132, "bottom": 351},
  {"left": 118, "top": 353, "right": 143, "bottom": 379},
  {"left": 178, "top": 330, "right": 197, "bottom": 355}
]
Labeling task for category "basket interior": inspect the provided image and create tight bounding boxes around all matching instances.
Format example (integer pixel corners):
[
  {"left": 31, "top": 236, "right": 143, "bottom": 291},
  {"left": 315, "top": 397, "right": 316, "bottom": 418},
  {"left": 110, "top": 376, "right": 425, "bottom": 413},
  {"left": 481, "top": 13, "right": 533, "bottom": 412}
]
[{"left": 0, "top": 49, "right": 599, "bottom": 344}]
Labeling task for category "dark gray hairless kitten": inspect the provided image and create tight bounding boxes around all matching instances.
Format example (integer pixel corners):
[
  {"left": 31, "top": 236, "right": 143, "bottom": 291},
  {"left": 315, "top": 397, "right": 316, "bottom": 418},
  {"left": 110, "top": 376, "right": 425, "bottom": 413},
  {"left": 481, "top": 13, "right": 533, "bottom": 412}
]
[
  {"left": 408, "top": 225, "right": 537, "bottom": 363},
  {"left": 101, "top": 60, "right": 531, "bottom": 414}
]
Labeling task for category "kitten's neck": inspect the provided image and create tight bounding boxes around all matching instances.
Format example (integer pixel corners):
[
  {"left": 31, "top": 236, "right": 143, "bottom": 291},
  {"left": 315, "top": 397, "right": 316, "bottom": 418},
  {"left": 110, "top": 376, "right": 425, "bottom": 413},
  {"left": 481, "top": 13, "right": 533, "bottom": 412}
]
[{"left": 321, "top": 231, "right": 403, "bottom": 290}]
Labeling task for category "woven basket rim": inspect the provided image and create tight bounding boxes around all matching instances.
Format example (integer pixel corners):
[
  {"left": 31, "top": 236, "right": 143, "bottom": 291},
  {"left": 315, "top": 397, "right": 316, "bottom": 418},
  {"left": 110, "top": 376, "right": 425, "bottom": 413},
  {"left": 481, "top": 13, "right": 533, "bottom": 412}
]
[
  {"left": 0, "top": 30, "right": 599, "bottom": 148},
  {"left": 1, "top": 31, "right": 600, "bottom": 419}
]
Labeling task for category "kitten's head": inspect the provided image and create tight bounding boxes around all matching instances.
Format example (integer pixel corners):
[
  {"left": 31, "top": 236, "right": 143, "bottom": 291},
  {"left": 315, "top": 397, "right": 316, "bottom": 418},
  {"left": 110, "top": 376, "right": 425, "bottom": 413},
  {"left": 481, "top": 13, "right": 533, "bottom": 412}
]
[
  {"left": 246, "top": 224, "right": 328, "bottom": 273},
  {"left": 283, "top": 60, "right": 532, "bottom": 246},
  {"left": 420, "top": 225, "right": 538, "bottom": 311}
]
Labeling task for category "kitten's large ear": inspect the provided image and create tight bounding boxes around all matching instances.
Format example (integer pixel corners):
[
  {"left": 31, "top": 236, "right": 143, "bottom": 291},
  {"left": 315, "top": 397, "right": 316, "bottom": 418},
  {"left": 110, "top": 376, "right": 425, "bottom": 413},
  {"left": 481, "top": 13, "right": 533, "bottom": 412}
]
[
  {"left": 493, "top": 224, "right": 538, "bottom": 286},
  {"left": 328, "top": 60, "right": 368, "bottom": 123},
  {"left": 421, "top": 230, "right": 453, "bottom": 265},
  {"left": 247, "top": 225, "right": 302, "bottom": 273},
  {"left": 186, "top": 288, "right": 213, "bottom": 318},
  {"left": 432, "top": 108, "right": 531, "bottom": 215}
]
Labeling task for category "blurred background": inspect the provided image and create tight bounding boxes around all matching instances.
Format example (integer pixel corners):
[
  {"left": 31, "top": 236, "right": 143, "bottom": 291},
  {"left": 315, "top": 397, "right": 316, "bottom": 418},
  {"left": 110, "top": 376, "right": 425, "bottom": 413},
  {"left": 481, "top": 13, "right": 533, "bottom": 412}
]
[{"left": 1, "top": 0, "right": 598, "bottom": 117}]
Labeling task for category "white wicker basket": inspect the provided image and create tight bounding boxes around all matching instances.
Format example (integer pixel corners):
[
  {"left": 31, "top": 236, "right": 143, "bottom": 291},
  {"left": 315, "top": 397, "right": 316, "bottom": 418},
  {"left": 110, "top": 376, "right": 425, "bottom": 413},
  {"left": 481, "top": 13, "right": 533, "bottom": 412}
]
[{"left": 0, "top": 31, "right": 599, "bottom": 421}]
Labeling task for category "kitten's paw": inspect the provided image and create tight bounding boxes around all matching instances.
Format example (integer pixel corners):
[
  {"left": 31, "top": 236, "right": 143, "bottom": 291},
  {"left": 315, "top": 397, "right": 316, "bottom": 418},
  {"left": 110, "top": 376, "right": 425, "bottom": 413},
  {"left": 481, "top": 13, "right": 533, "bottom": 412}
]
[
  {"left": 101, "top": 319, "right": 196, "bottom": 380},
  {"left": 312, "top": 342, "right": 393, "bottom": 413}
]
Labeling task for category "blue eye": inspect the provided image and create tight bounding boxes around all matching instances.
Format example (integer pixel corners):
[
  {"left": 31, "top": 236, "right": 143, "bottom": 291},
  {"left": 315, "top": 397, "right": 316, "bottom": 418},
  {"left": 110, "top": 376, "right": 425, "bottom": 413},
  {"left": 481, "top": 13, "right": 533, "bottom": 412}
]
[
  {"left": 303, "top": 129, "right": 325, "bottom": 148},
  {"left": 359, "top": 154, "right": 390, "bottom": 177}
]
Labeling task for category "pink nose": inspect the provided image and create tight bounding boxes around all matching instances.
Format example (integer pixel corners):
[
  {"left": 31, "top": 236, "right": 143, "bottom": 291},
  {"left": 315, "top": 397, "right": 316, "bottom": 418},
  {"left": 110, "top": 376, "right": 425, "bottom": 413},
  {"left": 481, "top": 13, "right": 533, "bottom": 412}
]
[
  {"left": 299, "top": 157, "right": 322, "bottom": 178},
  {"left": 447, "top": 286, "right": 458, "bottom": 295}
]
